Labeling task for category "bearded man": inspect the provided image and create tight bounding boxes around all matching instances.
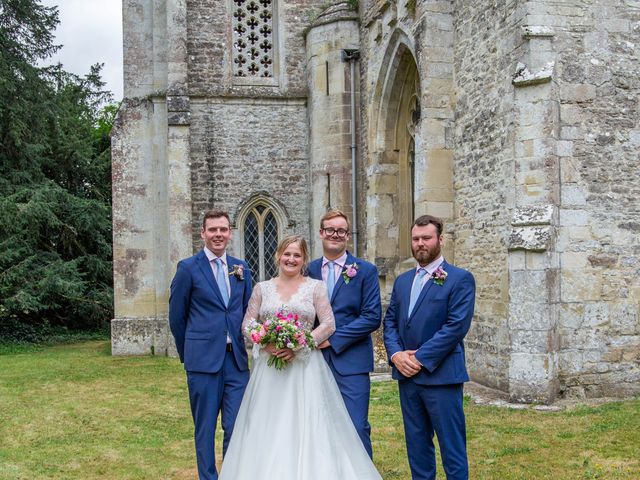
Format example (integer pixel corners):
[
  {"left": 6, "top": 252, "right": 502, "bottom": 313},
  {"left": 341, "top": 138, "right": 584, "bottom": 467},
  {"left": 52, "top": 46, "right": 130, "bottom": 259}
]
[{"left": 383, "top": 215, "right": 476, "bottom": 480}]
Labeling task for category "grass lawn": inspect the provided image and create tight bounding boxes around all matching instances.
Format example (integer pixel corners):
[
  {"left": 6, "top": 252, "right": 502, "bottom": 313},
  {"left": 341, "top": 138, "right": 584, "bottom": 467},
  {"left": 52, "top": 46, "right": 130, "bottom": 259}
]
[{"left": 1, "top": 341, "right": 638, "bottom": 479}]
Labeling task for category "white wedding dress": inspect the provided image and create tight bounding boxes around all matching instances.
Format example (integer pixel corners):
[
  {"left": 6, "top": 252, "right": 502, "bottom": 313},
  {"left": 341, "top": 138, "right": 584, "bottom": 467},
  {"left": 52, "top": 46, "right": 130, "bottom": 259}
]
[{"left": 219, "top": 277, "right": 382, "bottom": 480}]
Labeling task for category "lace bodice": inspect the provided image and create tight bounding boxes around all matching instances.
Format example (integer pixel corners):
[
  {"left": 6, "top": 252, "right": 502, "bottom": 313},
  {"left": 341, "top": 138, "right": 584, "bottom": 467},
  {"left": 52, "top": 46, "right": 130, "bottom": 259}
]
[{"left": 242, "top": 277, "right": 335, "bottom": 345}]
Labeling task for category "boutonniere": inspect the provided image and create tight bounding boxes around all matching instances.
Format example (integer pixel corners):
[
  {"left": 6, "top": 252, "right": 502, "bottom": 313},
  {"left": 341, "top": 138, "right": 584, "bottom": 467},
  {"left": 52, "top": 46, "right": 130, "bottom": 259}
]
[
  {"left": 431, "top": 266, "right": 447, "bottom": 286},
  {"left": 228, "top": 264, "right": 244, "bottom": 280},
  {"left": 341, "top": 262, "right": 358, "bottom": 284}
]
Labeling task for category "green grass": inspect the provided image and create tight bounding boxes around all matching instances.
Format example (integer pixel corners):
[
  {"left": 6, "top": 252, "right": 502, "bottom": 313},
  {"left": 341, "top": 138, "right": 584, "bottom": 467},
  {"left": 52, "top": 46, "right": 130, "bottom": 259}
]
[{"left": 1, "top": 341, "right": 639, "bottom": 479}]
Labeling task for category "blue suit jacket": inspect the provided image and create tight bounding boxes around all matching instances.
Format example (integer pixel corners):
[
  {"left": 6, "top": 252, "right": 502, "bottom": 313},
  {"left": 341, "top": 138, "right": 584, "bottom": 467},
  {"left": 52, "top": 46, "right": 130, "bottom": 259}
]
[
  {"left": 308, "top": 253, "right": 382, "bottom": 375},
  {"left": 169, "top": 250, "right": 253, "bottom": 373},
  {"left": 383, "top": 260, "right": 475, "bottom": 385}
]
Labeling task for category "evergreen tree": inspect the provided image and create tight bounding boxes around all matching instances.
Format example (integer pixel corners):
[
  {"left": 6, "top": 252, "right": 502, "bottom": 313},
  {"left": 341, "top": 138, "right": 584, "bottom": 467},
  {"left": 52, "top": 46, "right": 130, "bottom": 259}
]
[{"left": 0, "top": 0, "right": 114, "bottom": 339}]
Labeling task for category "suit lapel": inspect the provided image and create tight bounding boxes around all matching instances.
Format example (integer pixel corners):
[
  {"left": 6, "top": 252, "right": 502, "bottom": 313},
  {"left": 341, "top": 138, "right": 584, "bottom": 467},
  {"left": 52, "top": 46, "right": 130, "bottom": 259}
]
[
  {"left": 308, "top": 259, "right": 322, "bottom": 280},
  {"left": 227, "top": 256, "right": 240, "bottom": 300},
  {"left": 407, "top": 260, "right": 449, "bottom": 324},
  {"left": 197, "top": 250, "right": 225, "bottom": 305}
]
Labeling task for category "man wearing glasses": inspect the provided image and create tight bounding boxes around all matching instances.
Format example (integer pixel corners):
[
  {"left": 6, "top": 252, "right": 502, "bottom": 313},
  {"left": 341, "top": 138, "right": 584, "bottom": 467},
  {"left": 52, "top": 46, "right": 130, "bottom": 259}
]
[{"left": 308, "top": 209, "right": 382, "bottom": 458}]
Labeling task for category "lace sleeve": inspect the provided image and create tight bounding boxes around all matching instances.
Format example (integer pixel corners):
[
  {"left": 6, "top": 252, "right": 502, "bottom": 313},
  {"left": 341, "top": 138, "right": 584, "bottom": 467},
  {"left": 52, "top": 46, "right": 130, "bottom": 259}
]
[
  {"left": 311, "top": 281, "right": 336, "bottom": 345},
  {"left": 242, "top": 282, "right": 263, "bottom": 343}
]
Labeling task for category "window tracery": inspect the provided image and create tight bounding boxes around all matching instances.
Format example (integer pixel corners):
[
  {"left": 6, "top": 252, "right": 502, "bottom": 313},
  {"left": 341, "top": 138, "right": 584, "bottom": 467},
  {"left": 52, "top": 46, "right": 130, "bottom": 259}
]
[{"left": 232, "top": 0, "right": 274, "bottom": 78}]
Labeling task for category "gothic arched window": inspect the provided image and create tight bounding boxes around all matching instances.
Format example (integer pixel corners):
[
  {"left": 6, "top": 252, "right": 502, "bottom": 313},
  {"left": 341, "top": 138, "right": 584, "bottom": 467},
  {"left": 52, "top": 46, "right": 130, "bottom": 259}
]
[{"left": 242, "top": 204, "right": 280, "bottom": 284}]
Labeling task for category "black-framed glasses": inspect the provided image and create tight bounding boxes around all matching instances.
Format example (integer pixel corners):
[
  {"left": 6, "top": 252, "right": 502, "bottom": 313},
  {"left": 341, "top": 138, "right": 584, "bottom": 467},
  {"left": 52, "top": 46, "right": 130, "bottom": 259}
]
[{"left": 321, "top": 227, "right": 349, "bottom": 238}]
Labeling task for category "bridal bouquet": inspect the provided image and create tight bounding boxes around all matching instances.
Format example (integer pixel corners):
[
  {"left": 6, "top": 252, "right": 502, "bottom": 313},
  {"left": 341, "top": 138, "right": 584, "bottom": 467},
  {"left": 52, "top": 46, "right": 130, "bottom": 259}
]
[{"left": 245, "top": 307, "right": 316, "bottom": 370}]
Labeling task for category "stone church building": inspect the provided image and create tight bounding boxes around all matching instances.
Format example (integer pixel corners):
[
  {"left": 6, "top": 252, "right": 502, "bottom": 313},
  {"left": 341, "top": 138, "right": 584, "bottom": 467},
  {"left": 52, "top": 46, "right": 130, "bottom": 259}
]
[{"left": 111, "top": 0, "right": 639, "bottom": 403}]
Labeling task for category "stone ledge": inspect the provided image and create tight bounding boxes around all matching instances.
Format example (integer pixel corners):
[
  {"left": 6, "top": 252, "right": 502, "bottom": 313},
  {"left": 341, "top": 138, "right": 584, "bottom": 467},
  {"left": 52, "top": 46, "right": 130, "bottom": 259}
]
[
  {"left": 512, "top": 61, "right": 554, "bottom": 87},
  {"left": 522, "top": 25, "right": 555, "bottom": 39}
]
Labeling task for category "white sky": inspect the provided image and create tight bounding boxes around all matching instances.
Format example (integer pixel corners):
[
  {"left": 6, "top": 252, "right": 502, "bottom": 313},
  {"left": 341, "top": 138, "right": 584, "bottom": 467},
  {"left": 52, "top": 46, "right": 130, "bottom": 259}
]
[{"left": 40, "top": 0, "right": 123, "bottom": 101}]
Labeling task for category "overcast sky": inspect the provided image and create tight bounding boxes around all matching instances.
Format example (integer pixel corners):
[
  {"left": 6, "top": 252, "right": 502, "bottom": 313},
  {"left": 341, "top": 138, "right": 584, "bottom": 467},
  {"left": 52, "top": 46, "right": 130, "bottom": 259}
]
[{"left": 41, "top": 0, "right": 123, "bottom": 100}]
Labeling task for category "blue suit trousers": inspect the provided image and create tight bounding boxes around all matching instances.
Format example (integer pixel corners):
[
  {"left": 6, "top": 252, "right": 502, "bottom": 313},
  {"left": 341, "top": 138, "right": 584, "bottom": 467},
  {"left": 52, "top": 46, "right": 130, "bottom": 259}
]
[
  {"left": 398, "top": 381, "right": 468, "bottom": 480},
  {"left": 186, "top": 351, "right": 249, "bottom": 480},
  {"left": 326, "top": 354, "right": 373, "bottom": 458}
]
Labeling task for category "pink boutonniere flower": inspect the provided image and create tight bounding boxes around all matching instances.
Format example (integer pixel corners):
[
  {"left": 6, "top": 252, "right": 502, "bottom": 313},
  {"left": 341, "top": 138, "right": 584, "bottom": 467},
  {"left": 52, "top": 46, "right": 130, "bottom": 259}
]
[
  {"left": 432, "top": 266, "right": 447, "bottom": 286},
  {"left": 228, "top": 264, "right": 244, "bottom": 280},
  {"left": 341, "top": 262, "right": 358, "bottom": 284}
]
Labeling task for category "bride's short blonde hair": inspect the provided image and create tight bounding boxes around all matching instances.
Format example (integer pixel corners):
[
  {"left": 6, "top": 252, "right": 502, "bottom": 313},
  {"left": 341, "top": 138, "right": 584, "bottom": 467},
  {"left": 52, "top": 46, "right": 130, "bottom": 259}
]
[{"left": 274, "top": 235, "right": 310, "bottom": 274}]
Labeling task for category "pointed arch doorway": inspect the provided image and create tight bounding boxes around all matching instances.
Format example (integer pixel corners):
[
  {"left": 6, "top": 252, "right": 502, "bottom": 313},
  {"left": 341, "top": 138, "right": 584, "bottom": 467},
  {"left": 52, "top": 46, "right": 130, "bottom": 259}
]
[{"left": 367, "top": 36, "right": 421, "bottom": 271}]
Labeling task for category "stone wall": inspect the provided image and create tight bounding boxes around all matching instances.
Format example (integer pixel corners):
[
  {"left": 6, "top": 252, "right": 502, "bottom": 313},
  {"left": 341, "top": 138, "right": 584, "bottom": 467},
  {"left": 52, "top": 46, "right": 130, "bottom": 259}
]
[
  {"left": 189, "top": 100, "right": 311, "bottom": 253},
  {"left": 452, "top": 0, "right": 524, "bottom": 393},
  {"left": 552, "top": 0, "right": 640, "bottom": 398}
]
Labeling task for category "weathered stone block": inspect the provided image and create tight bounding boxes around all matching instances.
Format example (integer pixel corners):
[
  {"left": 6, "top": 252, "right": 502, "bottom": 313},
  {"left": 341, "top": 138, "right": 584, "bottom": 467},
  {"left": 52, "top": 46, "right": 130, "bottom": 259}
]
[
  {"left": 610, "top": 304, "right": 639, "bottom": 335},
  {"left": 511, "top": 204, "right": 554, "bottom": 226},
  {"left": 509, "top": 302, "right": 553, "bottom": 330},
  {"left": 111, "top": 316, "right": 177, "bottom": 357},
  {"left": 560, "top": 83, "right": 597, "bottom": 102},
  {"left": 508, "top": 226, "right": 552, "bottom": 252},
  {"left": 509, "top": 270, "right": 548, "bottom": 303},
  {"left": 561, "top": 270, "right": 602, "bottom": 302},
  {"left": 509, "top": 353, "right": 557, "bottom": 403},
  {"left": 511, "top": 329, "right": 554, "bottom": 354},
  {"left": 559, "top": 209, "right": 589, "bottom": 227}
]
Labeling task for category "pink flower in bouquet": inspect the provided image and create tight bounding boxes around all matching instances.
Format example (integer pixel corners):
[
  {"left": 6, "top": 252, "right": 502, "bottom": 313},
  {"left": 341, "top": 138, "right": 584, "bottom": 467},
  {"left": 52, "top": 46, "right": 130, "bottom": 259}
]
[{"left": 251, "top": 331, "right": 262, "bottom": 343}]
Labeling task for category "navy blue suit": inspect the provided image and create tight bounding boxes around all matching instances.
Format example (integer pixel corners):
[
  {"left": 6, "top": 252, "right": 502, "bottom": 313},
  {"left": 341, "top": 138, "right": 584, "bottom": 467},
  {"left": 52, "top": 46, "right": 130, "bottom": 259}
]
[
  {"left": 384, "top": 260, "right": 475, "bottom": 480},
  {"left": 169, "top": 250, "right": 252, "bottom": 480},
  {"left": 308, "top": 253, "right": 381, "bottom": 457}
]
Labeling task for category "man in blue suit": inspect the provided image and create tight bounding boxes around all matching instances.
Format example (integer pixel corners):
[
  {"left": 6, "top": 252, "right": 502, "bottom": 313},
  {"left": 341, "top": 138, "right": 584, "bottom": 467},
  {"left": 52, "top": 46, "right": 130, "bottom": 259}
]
[
  {"left": 384, "top": 215, "right": 475, "bottom": 480},
  {"left": 169, "top": 209, "right": 252, "bottom": 480},
  {"left": 308, "top": 209, "right": 381, "bottom": 458}
]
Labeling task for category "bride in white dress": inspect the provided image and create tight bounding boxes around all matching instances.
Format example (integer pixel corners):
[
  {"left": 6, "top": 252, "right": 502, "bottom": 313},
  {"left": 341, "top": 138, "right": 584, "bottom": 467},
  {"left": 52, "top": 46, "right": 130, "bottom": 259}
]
[{"left": 219, "top": 235, "right": 382, "bottom": 480}]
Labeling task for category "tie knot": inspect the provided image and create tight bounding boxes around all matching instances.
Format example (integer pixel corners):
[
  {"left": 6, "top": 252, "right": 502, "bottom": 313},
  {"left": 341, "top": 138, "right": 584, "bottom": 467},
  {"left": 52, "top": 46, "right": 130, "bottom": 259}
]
[{"left": 417, "top": 268, "right": 427, "bottom": 278}]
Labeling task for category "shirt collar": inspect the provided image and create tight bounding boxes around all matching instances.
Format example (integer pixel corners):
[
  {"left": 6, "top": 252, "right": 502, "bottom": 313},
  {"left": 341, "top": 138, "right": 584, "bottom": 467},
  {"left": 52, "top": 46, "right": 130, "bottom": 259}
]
[
  {"left": 204, "top": 247, "right": 227, "bottom": 266},
  {"left": 323, "top": 251, "right": 348, "bottom": 268},
  {"left": 416, "top": 255, "right": 444, "bottom": 276}
]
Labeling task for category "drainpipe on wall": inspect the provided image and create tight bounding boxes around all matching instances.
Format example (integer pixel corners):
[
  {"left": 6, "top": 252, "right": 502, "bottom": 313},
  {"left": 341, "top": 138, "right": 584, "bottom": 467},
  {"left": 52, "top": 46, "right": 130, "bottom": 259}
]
[{"left": 342, "top": 48, "right": 360, "bottom": 256}]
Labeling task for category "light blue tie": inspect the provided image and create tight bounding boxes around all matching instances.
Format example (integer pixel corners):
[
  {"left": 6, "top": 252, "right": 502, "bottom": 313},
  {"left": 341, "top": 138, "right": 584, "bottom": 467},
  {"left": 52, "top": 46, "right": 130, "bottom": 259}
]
[
  {"left": 326, "top": 261, "right": 336, "bottom": 299},
  {"left": 408, "top": 268, "right": 427, "bottom": 316},
  {"left": 214, "top": 258, "right": 229, "bottom": 306}
]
